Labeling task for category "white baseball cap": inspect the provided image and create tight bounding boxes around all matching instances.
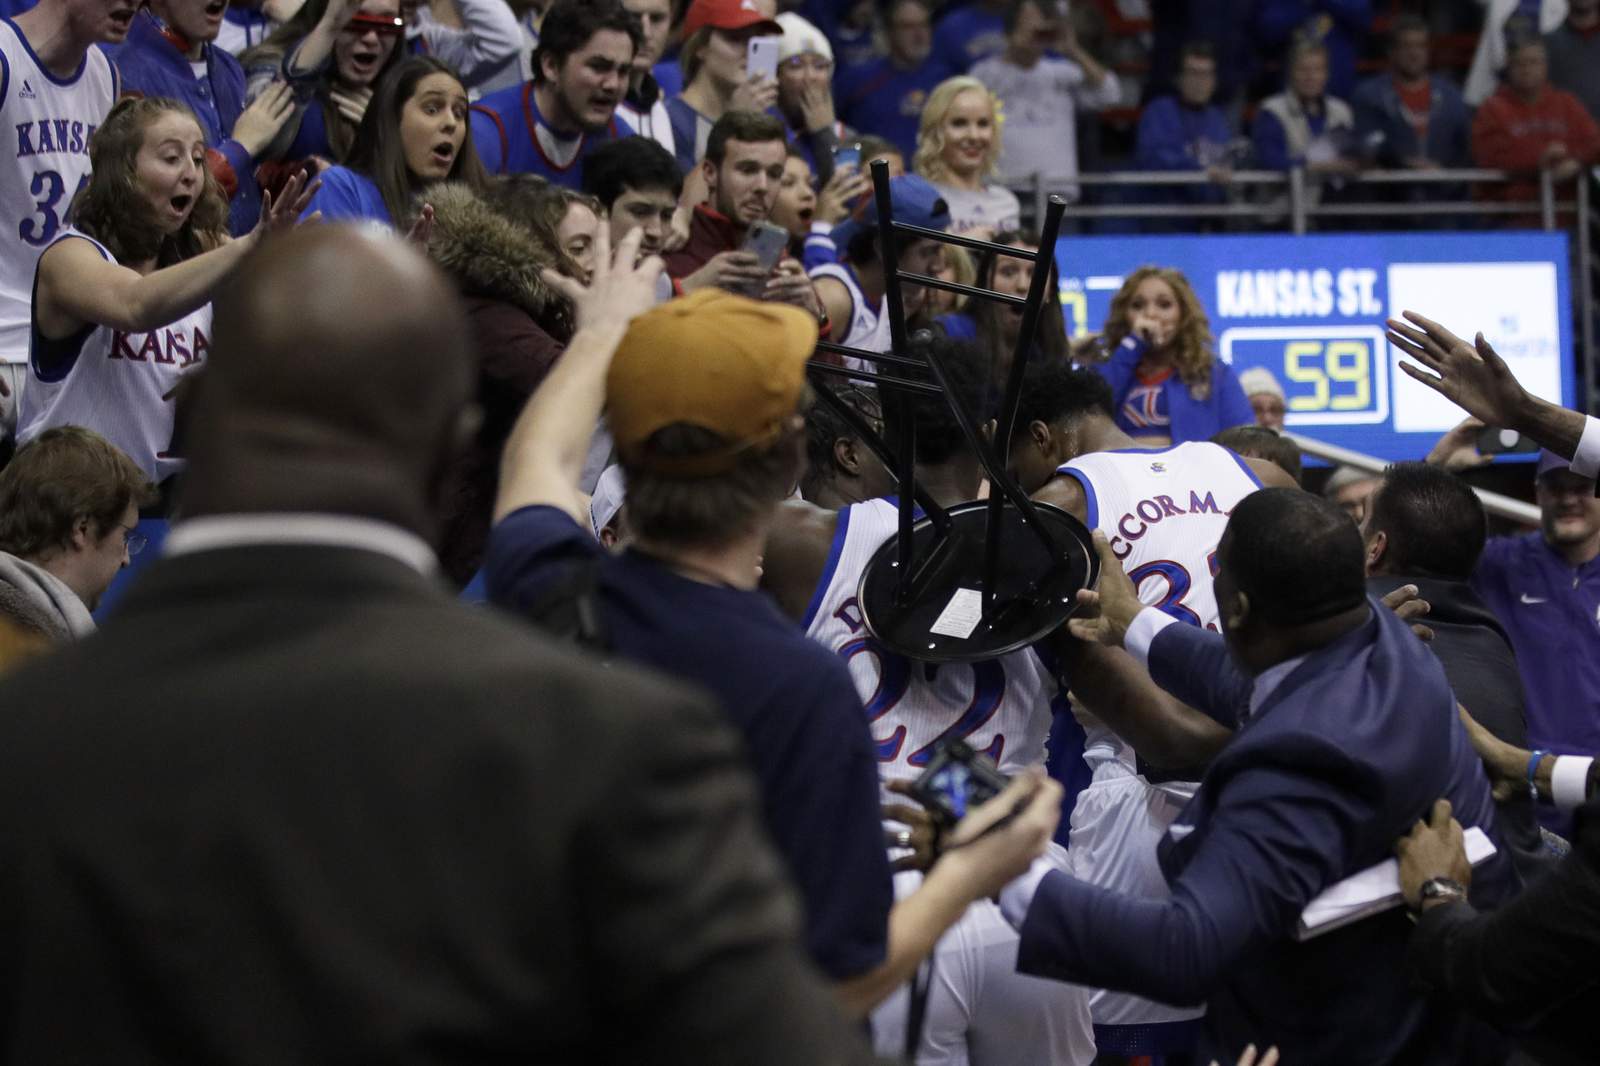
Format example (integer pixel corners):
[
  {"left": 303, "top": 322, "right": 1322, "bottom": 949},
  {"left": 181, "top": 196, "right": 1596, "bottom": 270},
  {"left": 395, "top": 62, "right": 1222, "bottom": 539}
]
[{"left": 589, "top": 465, "right": 627, "bottom": 540}]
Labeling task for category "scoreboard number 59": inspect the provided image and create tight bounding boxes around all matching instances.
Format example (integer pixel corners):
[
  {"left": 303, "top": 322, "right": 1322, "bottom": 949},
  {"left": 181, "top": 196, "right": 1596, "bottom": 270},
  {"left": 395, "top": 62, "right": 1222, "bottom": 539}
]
[{"left": 1219, "top": 325, "right": 1391, "bottom": 426}]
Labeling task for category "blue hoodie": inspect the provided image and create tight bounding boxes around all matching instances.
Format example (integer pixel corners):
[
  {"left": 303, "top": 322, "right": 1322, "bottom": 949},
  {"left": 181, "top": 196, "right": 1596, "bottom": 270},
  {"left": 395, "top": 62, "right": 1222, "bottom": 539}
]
[{"left": 107, "top": 10, "right": 259, "bottom": 236}]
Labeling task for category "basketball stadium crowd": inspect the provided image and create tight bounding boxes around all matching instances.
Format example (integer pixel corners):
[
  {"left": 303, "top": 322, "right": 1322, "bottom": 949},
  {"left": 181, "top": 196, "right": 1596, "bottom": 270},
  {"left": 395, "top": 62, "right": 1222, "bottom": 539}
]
[{"left": 0, "top": 0, "right": 1599, "bottom": 1062}]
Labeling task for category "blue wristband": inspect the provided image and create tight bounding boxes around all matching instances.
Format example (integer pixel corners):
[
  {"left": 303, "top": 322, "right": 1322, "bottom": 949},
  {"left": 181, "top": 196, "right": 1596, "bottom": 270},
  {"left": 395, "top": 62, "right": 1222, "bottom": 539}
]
[{"left": 1527, "top": 749, "right": 1549, "bottom": 802}]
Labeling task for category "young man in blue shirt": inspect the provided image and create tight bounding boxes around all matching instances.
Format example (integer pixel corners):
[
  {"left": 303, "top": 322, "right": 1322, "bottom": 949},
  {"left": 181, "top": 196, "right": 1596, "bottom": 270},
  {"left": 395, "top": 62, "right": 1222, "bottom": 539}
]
[
  {"left": 484, "top": 227, "right": 1062, "bottom": 1020},
  {"left": 469, "top": 0, "right": 636, "bottom": 187}
]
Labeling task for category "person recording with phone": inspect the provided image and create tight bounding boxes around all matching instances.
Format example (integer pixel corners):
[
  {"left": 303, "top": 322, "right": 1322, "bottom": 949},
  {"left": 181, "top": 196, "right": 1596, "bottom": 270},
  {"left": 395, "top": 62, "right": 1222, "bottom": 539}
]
[
  {"left": 664, "top": 0, "right": 783, "bottom": 175},
  {"left": 665, "top": 111, "right": 825, "bottom": 323}
]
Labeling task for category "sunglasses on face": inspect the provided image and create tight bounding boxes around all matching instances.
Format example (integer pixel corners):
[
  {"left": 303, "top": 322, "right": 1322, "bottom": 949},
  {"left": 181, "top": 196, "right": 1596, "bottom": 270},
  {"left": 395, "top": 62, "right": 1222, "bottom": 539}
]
[{"left": 344, "top": 13, "right": 405, "bottom": 35}]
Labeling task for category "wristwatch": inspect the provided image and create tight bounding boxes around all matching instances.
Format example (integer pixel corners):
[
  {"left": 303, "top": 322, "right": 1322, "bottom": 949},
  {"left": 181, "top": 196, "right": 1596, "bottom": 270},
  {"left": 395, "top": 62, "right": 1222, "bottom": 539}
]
[{"left": 1414, "top": 877, "right": 1468, "bottom": 912}]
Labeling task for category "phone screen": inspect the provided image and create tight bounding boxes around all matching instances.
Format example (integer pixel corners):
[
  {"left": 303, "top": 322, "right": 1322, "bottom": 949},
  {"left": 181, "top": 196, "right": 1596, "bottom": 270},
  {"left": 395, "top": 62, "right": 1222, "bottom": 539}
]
[
  {"left": 834, "top": 144, "right": 861, "bottom": 169},
  {"left": 746, "top": 35, "right": 780, "bottom": 82}
]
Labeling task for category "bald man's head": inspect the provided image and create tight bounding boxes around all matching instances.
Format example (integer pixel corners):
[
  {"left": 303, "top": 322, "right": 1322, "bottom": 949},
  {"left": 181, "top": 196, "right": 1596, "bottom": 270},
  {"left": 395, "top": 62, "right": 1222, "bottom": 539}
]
[{"left": 180, "top": 226, "right": 478, "bottom": 536}]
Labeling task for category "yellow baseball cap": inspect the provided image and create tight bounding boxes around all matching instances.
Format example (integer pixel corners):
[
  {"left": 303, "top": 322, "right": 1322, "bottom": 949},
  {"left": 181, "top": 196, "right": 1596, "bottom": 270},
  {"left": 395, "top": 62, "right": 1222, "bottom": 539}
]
[{"left": 607, "top": 288, "right": 818, "bottom": 477}]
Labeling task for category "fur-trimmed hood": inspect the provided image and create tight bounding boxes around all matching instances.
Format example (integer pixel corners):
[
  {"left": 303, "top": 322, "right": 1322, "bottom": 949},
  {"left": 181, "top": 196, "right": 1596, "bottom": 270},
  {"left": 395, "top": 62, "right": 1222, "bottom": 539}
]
[{"left": 423, "top": 182, "right": 561, "bottom": 321}]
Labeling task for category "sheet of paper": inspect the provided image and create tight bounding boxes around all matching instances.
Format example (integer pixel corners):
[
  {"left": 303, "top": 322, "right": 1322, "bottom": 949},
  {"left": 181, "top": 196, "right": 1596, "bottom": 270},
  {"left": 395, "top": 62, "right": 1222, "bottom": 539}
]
[
  {"left": 929, "top": 588, "right": 984, "bottom": 640},
  {"left": 1295, "top": 828, "right": 1496, "bottom": 940}
]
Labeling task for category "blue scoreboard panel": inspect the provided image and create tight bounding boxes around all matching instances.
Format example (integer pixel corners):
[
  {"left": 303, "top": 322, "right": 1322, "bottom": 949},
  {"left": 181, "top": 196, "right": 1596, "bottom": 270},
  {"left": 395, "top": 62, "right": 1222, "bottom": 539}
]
[{"left": 1053, "top": 232, "right": 1574, "bottom": 462}]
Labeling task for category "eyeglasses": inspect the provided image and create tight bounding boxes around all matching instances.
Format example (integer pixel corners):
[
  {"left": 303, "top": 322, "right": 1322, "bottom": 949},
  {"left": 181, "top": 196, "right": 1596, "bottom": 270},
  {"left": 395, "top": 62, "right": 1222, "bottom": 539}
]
[
  {"left": 120, "top": 524, "right": 147, "bottom": 557},
  {"left": 344, "top": 12, "right": 405, "bottom": 36}
]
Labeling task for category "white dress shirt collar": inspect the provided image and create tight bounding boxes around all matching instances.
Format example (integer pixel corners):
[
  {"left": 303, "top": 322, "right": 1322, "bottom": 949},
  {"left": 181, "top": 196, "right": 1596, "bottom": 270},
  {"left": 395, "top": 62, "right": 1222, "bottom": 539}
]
[{"left": 163, "top": 513, "right": 437, "bottom": 576}]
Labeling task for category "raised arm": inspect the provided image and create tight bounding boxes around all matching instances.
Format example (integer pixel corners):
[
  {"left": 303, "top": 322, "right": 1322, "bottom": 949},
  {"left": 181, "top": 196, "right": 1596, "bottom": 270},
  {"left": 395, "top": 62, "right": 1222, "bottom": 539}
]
[
  {"left": 285, "top": 0, "right": 365, "bottom": 78},
  {"left": 34, "top": 172, "right": 317, "bottom": 339},
  {"left": 1386, "top": 310, "right": 1598, "bottom": 477},
  {"left": 417, "top": 0, "right": 522, "bottom": 86},
  {"left": 493, "top": 228, "right": 661, "bottom": 527}
]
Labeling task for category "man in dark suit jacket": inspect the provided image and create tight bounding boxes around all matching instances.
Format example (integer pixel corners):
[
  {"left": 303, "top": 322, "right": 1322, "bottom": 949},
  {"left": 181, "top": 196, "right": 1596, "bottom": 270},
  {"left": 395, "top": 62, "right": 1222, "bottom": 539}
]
[
  {"left": 1398, "top": 750, "right": 1600, "bottom": 1066},
  {"left": 1361, "top": 460, "right": 1550, "bottom": 879},
  {"left": 0, "top": 226, "right": 876, "bottom": 1065},
  {"left": 1000, "top": 488, "right": 1521, "bottom": 1065}
]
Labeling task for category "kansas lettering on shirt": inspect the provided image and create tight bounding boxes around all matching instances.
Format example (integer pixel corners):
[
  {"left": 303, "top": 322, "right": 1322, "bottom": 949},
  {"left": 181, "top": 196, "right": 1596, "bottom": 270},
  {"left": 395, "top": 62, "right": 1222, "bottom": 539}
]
[{"left": 1, "top": 18, "right": 118, "bottom": 362}]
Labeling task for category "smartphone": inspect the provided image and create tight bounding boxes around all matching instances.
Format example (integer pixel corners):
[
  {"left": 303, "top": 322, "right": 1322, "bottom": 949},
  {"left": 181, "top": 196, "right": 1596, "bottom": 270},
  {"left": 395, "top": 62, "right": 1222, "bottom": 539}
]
[
  {"left": 833, "top": 142, "right": 862, "bottom": 170},
  {"left": 742, "top": 219, "right": 791, "bottom": 274},
  {"left": 1477, "top": 425, "right": 1540, "bottom": 455},
  {"left": 746, "top": 34, "right": 781, "bottom": 82},
  {"left": 908, "top": 739, "right": 1010, "bottom": 827}
]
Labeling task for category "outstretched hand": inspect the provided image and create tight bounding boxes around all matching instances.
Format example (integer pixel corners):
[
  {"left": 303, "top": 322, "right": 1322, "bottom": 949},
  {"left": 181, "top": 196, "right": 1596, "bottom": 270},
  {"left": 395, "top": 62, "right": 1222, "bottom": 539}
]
[
  {"left": 255, "top": 169, "right": 321, "bottom": 237},
  {"left": 1386, "top": 311, "right": 1529, "bottom": 430},
  {"left": 1066, "top": 532, "right": 1144, "bottom": 648},
  {"left": 540, "top": 226, "right": 663, "bottom": 334},
  {"left": 406, "top": 203, "right": 435, "bottom": 246}
]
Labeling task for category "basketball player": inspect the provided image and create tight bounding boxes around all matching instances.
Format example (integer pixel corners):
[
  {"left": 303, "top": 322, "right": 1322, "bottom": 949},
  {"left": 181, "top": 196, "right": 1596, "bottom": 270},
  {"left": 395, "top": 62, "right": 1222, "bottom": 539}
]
[
  {"left": 810, "top": 172, "right": 948, "bottom": 355},
  {"left": 765, "top": 336, "right": 1095, "bottom": 1065},
  {"left": 1004, "top": 360, "right": 1295, "bottom": 1056},
  {"left": 1, "top": 0, "right": 129, "bottom": 441}
]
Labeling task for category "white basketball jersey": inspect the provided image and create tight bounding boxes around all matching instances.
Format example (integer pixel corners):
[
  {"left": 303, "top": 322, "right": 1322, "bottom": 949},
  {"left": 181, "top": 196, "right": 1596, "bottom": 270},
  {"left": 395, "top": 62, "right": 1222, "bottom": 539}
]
[
  {"left": 809, "top": 262, "right": 881, "bottom": 373},
  {"left": 0, "top": 22, "right": 117, "bottom": 363},
  {"left": 18, "top": 231, "right": 211, "bottom": 483},
  {"left": 804, "top": 497, "right": 1055, "bottom": 785},
  {"left": 1057, "top": 442, "right": 1256, "bottom": 1035},
  {"left": 1061, "top": 442, "right": 1261, "bottom": 631}
]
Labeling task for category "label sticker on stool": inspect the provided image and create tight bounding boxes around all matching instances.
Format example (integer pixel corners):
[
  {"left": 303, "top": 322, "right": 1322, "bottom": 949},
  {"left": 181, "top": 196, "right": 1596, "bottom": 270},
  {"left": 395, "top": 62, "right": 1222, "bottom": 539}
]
[{"left": 929, "top": 587, "right": 984, "bottom": 639}]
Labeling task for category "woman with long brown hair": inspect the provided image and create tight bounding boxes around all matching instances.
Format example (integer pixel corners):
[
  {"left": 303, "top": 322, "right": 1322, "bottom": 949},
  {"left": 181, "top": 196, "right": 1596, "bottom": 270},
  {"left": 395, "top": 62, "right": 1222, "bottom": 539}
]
[
  {"left": 18, "top": 97, "right": 315, "bottom": 490},
  {"left": 1089, "top": 265, "right": 1253, "bottom": 446},
  {"left": 302, "top": 56, "right": 486, "bottom": 226}
]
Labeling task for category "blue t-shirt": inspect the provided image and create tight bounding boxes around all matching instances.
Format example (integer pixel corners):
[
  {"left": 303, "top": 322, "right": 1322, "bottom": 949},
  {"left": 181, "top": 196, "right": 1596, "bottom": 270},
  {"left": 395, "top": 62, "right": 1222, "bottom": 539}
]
[
  {"left": 835, "top": 55, "right": 952, "bottom": 163},
  {"left": 931, "top": 2, "right": 1006, "bottom": 72},
  {"left": 301, "top": 166, "right": 392, "bottom": 226},
  {"left": 469, "top": 81, "right": 634, "bottom": 188},
  {"left": 1472, "top": 532, "right": 1600, "bottom": 757},
  {"left": 485, "top": 505, "right": 893, "bottom": 980}
]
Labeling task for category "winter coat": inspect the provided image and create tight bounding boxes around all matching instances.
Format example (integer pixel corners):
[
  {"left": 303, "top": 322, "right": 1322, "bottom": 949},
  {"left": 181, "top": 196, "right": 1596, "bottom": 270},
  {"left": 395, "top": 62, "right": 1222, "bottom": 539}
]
[{"left": 422, "top": 182, "right": 571, "bottom": 586}]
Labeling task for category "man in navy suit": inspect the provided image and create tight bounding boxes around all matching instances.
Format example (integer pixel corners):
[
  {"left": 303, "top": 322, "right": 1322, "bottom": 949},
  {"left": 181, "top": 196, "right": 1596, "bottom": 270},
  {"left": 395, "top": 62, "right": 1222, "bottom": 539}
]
[{"left": 999, "top": 488, "right": 1521, "bottom": 1065}]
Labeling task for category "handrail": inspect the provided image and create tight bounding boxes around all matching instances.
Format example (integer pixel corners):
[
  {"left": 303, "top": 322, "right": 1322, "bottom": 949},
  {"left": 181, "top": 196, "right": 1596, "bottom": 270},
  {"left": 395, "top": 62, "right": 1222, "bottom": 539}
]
[
  {"left": 1006, "top": 166, "right": 1571, "bottom": 235},
  {"left": 1284, "top": 432, "right": 1541, "bottom": 525}
]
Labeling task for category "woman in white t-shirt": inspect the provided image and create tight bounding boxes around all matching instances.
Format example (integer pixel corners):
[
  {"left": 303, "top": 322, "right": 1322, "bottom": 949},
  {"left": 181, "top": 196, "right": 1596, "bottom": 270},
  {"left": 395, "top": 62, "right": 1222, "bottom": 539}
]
[{"left": 912, "top": 75, "right": 1020, "bottom": 238}]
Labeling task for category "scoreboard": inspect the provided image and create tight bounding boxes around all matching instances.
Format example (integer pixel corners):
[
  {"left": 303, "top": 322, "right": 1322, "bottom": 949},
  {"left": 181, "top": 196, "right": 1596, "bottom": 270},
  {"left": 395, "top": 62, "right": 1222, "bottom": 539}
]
[{"left": 1053, "top": 232, "right": 1574, "bottom": 461}]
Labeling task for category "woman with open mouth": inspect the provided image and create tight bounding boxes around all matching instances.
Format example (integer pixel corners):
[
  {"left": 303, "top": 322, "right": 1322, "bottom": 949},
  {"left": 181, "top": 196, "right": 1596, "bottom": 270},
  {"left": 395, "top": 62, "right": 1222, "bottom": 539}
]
[
  {"left": 15, "top": 97, "right": 316, "bottom": 494},
  {"left": 240, "top": 0, "right": 406, "bottom": 169},
  {"left": 912, "top": 75, "right": 1021, "bottom": 239},
  {"left": 303, "top": 56, "right": 487, "bottom": 228}
]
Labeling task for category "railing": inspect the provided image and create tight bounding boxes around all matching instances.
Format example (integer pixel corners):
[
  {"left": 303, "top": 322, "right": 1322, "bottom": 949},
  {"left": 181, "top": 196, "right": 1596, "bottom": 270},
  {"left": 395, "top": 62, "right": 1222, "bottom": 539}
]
[
  {"left": 1285, "top": 432, "right": 1541, "bottom": 525},
  {"left": 1011, "top": 166, "right": 1599, "bottom": 418}
]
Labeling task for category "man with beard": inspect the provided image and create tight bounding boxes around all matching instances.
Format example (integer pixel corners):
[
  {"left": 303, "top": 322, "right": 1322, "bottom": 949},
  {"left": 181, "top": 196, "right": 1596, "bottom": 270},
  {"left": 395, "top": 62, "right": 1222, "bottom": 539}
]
[
  {"left": 664, "top": 110, "right": 823, "bottom": 320},
  {"left": 469, "top": 0, "right": 637, "bottom": 188},
  {"left": 1, "top": 0, "right": 125, "bottom": 445}
]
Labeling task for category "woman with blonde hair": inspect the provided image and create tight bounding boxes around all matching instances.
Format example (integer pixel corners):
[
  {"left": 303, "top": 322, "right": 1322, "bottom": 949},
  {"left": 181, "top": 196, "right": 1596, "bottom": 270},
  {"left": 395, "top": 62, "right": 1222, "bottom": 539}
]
[
  {"left": 912, "top": 74, "right": 1019, "bottom": 237},
  {"left": 1089, "top": 265, "right": 1252, "bottom": 446}
]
